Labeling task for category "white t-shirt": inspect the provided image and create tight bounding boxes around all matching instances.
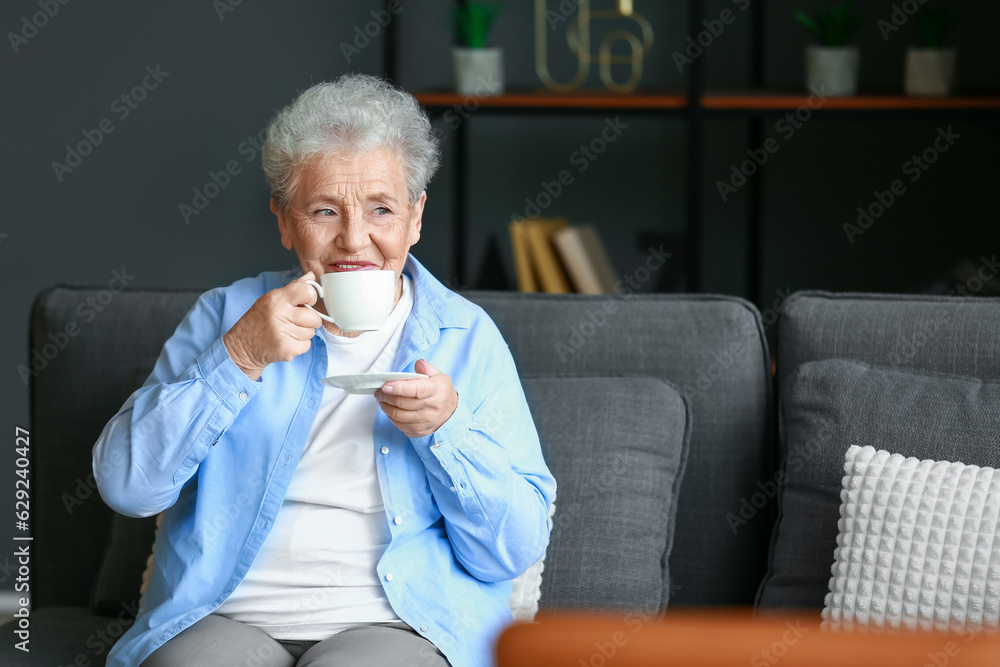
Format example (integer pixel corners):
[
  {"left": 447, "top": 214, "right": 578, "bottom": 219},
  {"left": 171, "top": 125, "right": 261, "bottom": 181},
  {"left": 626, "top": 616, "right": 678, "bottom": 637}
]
[{"left": 216, "top": 275, "right": 414, "bottom": 640}]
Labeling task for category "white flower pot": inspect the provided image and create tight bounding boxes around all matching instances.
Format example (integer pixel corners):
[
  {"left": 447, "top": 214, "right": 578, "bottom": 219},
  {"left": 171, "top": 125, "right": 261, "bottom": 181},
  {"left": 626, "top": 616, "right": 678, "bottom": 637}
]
[
  {"left": 805, "top": 46, "right": 860, "bottom": 97},
  {"left": 905, "top": 48, "right": 956, "bottom": 97},
  {"left": 452, "top": 47, "right": 504, "bottom": 96}
]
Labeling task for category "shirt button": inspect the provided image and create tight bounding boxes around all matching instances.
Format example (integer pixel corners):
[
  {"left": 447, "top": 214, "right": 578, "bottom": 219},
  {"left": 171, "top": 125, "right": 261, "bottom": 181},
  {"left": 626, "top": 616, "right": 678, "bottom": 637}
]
[
  {"left": 432, "top": 442, "right": 441, "bottom": 449},
  {"left": 420, "top": 625, "right": 428, "bottom": 632},
  {"left": 381, "top": 446, "right": 389, "bottom": 454},
  {"left": 385, "top": 573, "right": 393, "bottom": 581},
  {"left": 450, "top": 486, "right": 457, "bottom": 493},
  {"left": 393, "top": 516, "right": 402, "bottom": 525},
  {"left": 238, "top": 391, "right": 248, "bottom": 401}
]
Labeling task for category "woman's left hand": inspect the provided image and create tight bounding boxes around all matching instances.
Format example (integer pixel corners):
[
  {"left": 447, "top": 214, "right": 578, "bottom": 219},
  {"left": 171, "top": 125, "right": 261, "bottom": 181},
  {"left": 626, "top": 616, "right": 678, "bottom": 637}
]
[{"left": 376, "top": 359, "right": 459, "bottom": 438}]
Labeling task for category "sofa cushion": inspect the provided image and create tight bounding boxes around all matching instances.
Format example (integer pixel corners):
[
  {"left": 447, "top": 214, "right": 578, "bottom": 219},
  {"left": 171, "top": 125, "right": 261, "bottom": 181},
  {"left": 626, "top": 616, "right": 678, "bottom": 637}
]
[
  {"left": 91, "top": 362, "right": 159, "bottom": 616},
  {"left": 0, "top": 607, "right": 135, "bottom": 667},
  {"left": 823, "top": 445, "right": 1000, "bottom": 632},
  {"left": 92, "top": 512, "right": 158, "bottom": 617},
  {"left": 758, "top": 359, "right": 1000, "bottom": 610},
  {"left": 522, "top": 375, "right": 690, "bottom": 612},
  {"left": 30, "top": 287, "right": 203, "bottom": 608}
]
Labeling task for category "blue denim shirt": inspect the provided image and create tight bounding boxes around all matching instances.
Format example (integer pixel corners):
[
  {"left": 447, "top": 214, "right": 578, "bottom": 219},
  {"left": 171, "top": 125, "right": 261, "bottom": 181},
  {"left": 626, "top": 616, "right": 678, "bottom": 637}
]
[{"left": 93, "top": 256, "right": 556, "bottom": 667}]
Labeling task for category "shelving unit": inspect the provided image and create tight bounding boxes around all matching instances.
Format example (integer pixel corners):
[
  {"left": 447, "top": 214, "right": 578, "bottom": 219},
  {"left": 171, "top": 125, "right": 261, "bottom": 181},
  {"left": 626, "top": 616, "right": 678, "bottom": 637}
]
[
  {"left": 413, "top": 90, "right": 689, "bottom": 287},
  {"left": 706, "top": 95, "right": 1000, "bottom": 304},
  {"left": 387, "top": 1, "right": 1000, "bottom": 305}
]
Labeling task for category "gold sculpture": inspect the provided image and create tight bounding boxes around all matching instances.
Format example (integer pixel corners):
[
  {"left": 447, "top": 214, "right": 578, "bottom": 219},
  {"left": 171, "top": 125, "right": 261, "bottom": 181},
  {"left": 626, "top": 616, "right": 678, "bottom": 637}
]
[{"left": 535, "top": 0, "right": 654, "bottom": 93}]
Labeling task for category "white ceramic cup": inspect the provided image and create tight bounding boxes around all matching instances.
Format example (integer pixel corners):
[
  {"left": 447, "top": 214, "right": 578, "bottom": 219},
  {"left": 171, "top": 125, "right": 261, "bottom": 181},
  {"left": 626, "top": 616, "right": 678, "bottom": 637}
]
[{"left": 304, "top": 270, "right": 396, "bottom": 332}]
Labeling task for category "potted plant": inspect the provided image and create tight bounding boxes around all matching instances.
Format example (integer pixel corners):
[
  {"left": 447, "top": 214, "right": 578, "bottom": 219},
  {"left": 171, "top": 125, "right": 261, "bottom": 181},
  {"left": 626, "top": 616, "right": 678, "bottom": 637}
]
[
  {"left": 905, "top": 3, "right": 956, "bottom": 96},
  {"left": 795, "top": 3, "right": 865, "bottom": 96},
  {"left": 451, "top": 2, "right": 504, "bottom": 96}
]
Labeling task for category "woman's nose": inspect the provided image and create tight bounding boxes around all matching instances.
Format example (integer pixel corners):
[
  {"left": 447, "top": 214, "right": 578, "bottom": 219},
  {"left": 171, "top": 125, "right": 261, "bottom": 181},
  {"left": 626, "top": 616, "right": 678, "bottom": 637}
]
[{"left": 335, "top": 221, "right": 368, "bottom": 252}]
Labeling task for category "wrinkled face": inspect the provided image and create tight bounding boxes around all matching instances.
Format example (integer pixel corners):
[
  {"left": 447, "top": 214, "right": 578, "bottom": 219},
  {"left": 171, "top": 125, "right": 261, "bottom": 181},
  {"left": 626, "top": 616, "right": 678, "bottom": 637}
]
[{"left": 272, "top": 148, "right": 424, "bottom": 307}]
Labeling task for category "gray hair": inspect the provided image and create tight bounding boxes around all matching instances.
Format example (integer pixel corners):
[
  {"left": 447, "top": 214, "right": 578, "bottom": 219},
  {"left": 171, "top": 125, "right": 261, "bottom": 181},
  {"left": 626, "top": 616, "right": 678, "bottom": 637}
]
[{"left": 262, "top": 74, "right": 441, "bottom": 211}]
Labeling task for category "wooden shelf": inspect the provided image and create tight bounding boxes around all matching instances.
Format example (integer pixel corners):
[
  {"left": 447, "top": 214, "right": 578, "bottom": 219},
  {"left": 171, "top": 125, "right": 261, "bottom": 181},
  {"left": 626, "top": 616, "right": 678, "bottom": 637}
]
[
  {"left": 413, "top": 89, "right": 687, "bottom": 110},
  {"left": 412, "top": 78, "right": 998, "bottom": 301},
  {"left": 702, "top": 90, "right": 1000, "bottom": 110},
  {"left": 415, "top": 89, "right": 1000, "bottom": 112}
]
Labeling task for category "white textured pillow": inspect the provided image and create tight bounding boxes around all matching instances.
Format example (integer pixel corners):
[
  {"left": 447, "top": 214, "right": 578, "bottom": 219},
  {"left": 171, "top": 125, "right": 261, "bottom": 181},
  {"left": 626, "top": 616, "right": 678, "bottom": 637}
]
[
  {"left": 823, "top": 445, "right": 1000, "bottom": 633},
  {"left": 138, "top": 512, "right": 162, "bottom": 600},
  {"left": 508, "top": 497, "right": 556, "bottom": 622}
]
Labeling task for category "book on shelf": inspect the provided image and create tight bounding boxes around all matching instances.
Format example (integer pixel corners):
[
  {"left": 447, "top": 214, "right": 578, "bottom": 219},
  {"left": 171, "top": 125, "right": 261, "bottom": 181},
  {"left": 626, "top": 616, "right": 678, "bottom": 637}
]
[
  {"left": 524, "top": 218, "right": 572, "bottom": 293},
  {"left": 508, "top": 219, "right": 538, "bottom": 292},
  {"left": 508, "top": 218, "right": 621, "bottom": 294},
  {"left": 551, "top": 225, "right": 621, "bottom": 294},
  {"left": 509, "top": 217, "right": 573, "bottom": 293}
]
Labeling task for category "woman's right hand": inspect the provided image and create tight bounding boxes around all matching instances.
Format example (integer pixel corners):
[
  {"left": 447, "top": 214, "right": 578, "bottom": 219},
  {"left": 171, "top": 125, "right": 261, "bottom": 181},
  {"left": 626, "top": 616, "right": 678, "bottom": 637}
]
[{"left": 222, "top": 271, "right": 324, "bottom": 380}]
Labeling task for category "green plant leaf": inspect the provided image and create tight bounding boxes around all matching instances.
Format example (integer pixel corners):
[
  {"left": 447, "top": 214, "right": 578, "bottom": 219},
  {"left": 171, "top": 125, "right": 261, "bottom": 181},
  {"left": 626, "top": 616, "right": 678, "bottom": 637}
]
[
  {"left": 794, "top": 10, "right": 823, "bottom": 42},
  {"left": 795, "top": 3, "right": 863, "bottom": 46},
  {"left": 913, "top": 4, "right": 954, "bottom": 48},
  {"left": 452, "top": 2, "right": 503, "bottom": 48}
]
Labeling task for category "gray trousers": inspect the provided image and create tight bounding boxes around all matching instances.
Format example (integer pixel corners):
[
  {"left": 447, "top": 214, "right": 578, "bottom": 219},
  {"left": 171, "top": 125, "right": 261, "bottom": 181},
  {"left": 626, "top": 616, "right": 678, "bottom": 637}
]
[{"left": 139, "top": 614, "right": 450, "bottom": 667}]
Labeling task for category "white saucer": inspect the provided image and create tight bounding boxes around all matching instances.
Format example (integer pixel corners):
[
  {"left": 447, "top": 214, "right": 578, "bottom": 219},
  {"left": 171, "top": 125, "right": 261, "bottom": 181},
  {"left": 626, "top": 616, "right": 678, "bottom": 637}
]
[{"left": 321, "top": 372, "right": 427, "bottom": 395}]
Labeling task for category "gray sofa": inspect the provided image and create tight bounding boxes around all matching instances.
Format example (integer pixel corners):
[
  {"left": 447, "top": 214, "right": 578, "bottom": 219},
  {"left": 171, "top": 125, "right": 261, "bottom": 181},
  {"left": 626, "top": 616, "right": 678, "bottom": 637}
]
[{"left": 6, "top": 286, "right": 998, "bottom": 665}]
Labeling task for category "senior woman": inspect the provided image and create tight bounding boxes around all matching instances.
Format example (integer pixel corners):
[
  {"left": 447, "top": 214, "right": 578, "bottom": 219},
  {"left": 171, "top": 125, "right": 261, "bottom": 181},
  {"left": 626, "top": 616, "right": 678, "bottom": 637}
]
[{"left": 92, "top": 74, "right": 555, "bottom": 667}]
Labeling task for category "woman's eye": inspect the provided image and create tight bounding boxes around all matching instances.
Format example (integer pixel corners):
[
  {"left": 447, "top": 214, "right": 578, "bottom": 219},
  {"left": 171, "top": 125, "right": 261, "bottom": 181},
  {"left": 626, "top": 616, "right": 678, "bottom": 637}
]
[
  {"left": 374, "top": 207, "right": 390, "bottom": 215},
  {"left": 316, "top": 209, "right": 335, "bottom": 217}
]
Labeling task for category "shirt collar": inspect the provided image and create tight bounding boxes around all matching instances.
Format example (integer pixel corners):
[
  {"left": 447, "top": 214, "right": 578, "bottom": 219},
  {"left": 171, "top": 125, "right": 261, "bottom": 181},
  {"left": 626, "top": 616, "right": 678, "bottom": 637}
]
[{"left": 402, "top": 254, "right": 474, "bottom": 335}]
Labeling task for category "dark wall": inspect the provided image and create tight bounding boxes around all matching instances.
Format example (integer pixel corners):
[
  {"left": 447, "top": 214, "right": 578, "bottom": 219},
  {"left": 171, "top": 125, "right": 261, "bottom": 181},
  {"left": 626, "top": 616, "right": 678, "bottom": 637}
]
[
  {"left": 2, "top": 0, "right": 998, "bottom": 600},
  {"left": 3, "top": 0, "right": 395, "bottom": 603}
]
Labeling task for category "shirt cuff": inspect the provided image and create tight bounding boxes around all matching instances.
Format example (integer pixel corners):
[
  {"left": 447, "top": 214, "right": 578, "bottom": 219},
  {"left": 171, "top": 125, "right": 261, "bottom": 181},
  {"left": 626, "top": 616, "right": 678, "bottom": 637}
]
[
  {"left": 427, "top": 395, "right": 473, "bottom": 454},
  {"left": 196, "top": 336, "right": 263, "bottom": 413},
  {"left": 414, "top": 399, "right": 489, "bottom": 526}
]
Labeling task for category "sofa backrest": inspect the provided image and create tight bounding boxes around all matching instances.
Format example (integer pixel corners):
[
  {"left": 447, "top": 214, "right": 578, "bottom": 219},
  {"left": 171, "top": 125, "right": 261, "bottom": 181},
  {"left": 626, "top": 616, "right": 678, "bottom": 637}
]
[
  {"left": 778, "top": 291, "right": 1000, "bottom": 382},
  {"left": 30, "top": 287, "right": 202, "bottom": 608},
  {"left": 30, "top": 286, "right": 773, "bottom": 610}
]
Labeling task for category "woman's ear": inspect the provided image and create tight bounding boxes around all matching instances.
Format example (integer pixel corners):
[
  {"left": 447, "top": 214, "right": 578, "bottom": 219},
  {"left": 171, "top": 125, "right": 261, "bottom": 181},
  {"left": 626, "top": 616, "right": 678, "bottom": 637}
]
[
  {"left": 272, "top": 198, "right": 294, "bottom": 250},
  {"left": 408, "top": 191, "right": 426, "bottom": 246}
]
